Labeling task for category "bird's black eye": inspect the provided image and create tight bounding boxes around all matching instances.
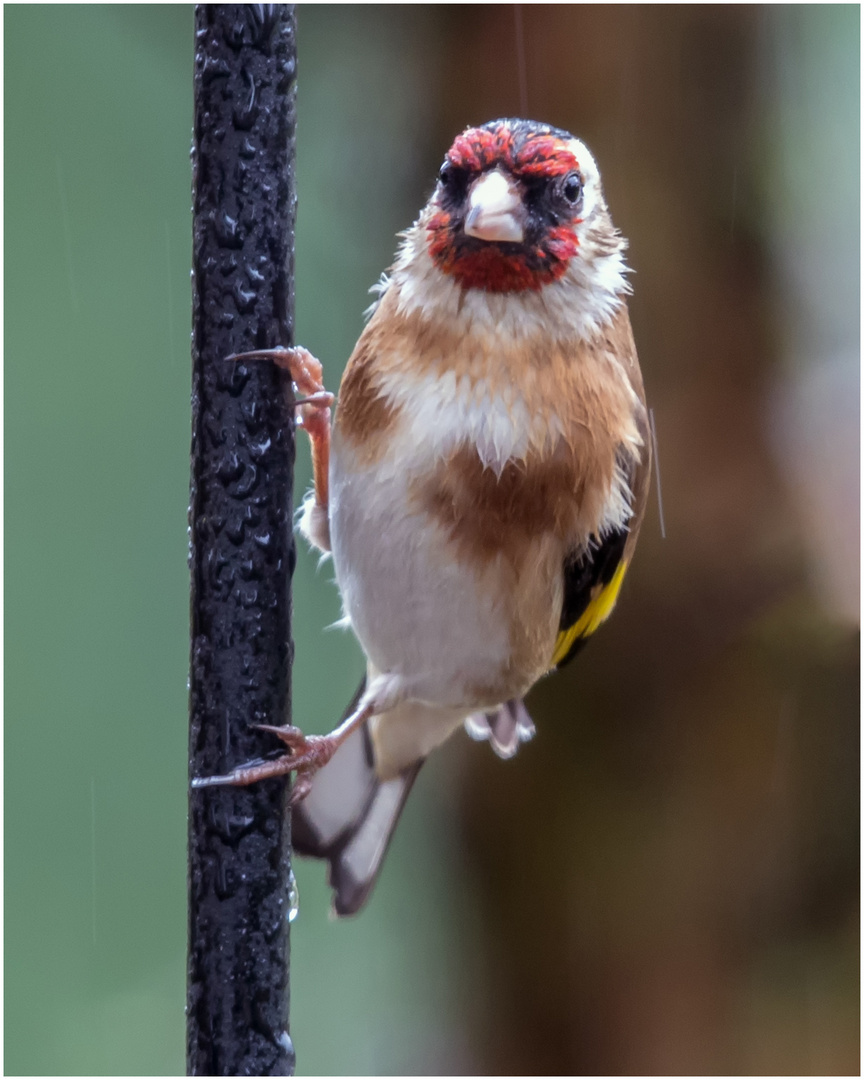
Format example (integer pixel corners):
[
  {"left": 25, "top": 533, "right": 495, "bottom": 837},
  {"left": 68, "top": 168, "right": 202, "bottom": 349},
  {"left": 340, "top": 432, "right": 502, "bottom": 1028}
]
[
  {"left": 562, "top": 172, "right": 583, "bottom": 204},
  {"left": 438, "top": 161, "right": 469, "bottom": 202}
]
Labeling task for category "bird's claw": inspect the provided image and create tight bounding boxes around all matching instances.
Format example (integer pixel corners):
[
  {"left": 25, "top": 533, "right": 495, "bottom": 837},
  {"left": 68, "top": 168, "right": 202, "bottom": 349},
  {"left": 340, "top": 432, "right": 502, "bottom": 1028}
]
[
  {"left": 254, "top": 724, "right": 338, "bottom": 772},
  {"left": 227, "top": 346, "right": 327, "bottom": 399},
  {"left": 191, "top": 724, "right": 338, "bottom": 804},
  {"left": 288, "top": 773, "right": 314, "bottom": 806},
  {"left": 227, "top": 347, "right": 332, "bottom": 444}
]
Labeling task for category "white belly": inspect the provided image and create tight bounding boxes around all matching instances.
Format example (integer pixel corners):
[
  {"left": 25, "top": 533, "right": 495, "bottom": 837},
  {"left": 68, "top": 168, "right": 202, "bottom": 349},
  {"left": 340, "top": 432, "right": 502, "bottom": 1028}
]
[{"left": 329, "top": 439, "right": 516, "bottom": 709}]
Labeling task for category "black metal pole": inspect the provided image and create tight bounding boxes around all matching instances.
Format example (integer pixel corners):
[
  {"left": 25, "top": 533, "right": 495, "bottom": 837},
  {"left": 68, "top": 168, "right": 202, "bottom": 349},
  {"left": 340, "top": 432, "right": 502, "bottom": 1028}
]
[{"left": 187, "top": 6, "right": 297, "bottom": 1075}]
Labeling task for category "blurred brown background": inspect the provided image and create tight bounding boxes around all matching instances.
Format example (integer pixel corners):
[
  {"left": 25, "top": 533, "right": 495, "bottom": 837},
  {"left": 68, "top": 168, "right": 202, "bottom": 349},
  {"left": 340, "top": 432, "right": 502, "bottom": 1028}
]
[{"left": 6, "top": 4, "right": 857, "bottom": 1074}]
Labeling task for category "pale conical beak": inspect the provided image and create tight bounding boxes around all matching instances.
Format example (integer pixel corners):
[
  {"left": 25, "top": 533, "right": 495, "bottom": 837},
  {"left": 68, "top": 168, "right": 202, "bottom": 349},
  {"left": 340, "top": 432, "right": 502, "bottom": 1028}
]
[{"left": 464, "top": 169, "right": 525, "bottom": 244}]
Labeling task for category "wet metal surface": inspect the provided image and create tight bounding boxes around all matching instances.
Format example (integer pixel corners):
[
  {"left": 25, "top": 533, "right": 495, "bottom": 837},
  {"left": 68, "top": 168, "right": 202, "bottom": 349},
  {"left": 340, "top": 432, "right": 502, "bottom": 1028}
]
[{"left": 187, "top": 5, "right": 297, "bottom": 1075}]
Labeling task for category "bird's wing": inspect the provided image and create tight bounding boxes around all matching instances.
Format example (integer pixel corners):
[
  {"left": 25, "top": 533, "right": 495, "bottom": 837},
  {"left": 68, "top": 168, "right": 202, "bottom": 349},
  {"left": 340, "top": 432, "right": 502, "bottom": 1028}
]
[
  {"left": 552, "top": 527, "right": 631, "bottom": 668},
  {"left": 552, "top": 407, "right": 652, "bottom": 669}
]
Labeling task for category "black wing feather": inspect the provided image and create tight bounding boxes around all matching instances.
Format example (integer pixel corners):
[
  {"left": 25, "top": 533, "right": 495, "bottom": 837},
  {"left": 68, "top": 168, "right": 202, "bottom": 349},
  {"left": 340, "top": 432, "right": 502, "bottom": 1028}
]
[{"left": 556, "top": 527, "right": 629, "bottom": 668}]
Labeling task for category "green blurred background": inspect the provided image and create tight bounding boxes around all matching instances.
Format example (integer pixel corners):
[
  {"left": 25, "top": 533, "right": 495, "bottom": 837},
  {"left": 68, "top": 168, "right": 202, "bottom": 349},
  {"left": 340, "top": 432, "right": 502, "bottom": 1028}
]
[{"left": 5, "top": 5, "right": 858, "bottom": 1075}]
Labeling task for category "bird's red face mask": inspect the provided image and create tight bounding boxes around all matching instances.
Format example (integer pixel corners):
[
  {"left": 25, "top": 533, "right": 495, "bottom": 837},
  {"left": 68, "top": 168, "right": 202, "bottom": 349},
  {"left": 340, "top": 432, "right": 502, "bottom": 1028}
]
[{"left": 426, "top": 122, "right": 584, "bottom": 294}]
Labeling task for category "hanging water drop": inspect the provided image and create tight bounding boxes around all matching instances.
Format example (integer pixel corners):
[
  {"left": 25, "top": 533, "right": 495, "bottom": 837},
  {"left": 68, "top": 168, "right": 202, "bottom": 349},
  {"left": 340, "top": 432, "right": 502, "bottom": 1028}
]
[
  {"left": 287, "top": 868, "right": 299, "bottom": 922},
  {"left": 276, "top": 1030, "right": 296, "bottom": 1070}
]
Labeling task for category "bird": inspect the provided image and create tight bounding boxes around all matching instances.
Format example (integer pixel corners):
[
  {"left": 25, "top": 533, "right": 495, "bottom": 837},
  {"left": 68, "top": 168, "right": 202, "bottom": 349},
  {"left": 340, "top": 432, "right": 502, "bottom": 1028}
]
[{"left": 192, "top": 117, "right": 651, "bottom": 916}]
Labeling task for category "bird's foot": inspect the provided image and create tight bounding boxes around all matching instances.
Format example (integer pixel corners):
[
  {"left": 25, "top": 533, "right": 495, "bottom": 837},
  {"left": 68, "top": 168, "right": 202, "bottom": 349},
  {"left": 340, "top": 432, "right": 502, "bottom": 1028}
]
[
  {"left": 228, "top": 345, "right": 332, "bottom": 518},
  {"left": 191, "top": 724, "right": 339, "bottom": 806},
  {"left": 227, "top": 346, "right": 333, "bottom": 426}
]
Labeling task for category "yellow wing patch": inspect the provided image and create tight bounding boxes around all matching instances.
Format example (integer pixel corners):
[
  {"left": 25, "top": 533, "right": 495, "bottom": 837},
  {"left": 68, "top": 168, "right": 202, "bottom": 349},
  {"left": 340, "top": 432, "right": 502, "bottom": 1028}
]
[{"left": 551, "top": 560, "right": 629, "bottom": 667}]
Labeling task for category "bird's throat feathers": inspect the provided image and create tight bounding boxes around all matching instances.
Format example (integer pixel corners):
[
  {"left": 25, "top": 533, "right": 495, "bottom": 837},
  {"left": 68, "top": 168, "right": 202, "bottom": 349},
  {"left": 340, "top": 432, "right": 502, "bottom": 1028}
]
[{"left": 426, "top": 215, "right": 580, "bottom": 293}]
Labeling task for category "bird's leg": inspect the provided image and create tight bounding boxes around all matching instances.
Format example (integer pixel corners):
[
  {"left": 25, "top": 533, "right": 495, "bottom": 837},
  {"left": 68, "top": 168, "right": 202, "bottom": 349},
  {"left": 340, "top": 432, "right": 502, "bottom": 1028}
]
[
  {"left": 191, "top": 699, "right": 375, "bottom": 805},
  {"left": 228, "top": 346, "right": 333, "bottom": 515}
]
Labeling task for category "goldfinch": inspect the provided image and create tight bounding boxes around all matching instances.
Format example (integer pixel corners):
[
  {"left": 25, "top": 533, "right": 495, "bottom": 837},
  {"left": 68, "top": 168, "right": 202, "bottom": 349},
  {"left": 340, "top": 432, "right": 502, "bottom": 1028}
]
[{"left": 193, "top": 118, "right": 651, "bottom": 916}]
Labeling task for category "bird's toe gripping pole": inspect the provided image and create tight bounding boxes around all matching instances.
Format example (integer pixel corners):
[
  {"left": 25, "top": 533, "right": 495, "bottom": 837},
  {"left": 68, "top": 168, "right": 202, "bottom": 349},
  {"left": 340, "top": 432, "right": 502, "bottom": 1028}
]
[
  {"left": 228, "top": 346, "right": 333, "bottom": 514},
  {"left": 191, "top": 699, "right": 376, "bottom": 806}
]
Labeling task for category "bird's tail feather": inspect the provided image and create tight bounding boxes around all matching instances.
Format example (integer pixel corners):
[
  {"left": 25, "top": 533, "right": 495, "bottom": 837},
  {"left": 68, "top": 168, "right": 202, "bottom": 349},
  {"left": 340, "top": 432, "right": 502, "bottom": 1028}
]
[{"left": 291, "top": 678, "right": 423, "bottom": 916}]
